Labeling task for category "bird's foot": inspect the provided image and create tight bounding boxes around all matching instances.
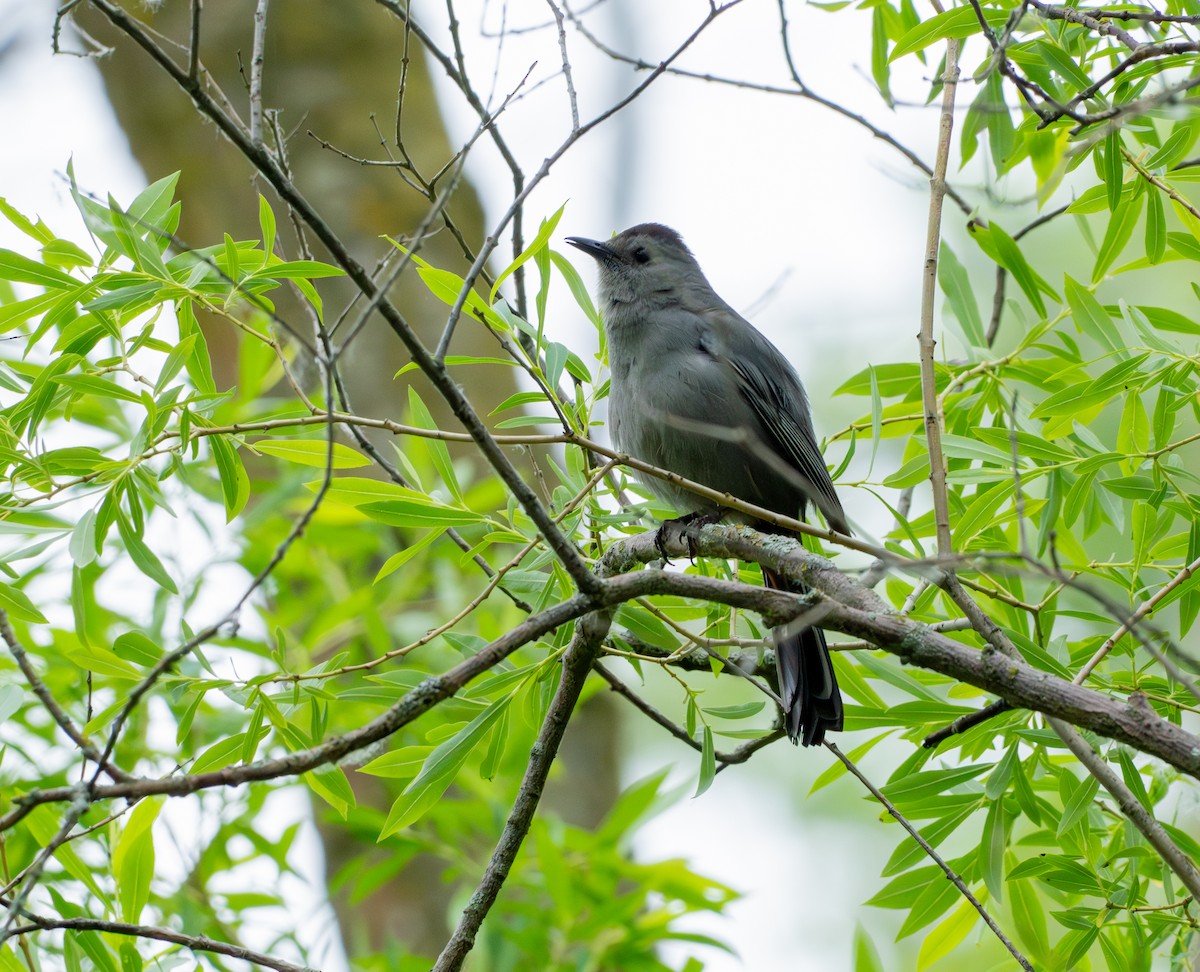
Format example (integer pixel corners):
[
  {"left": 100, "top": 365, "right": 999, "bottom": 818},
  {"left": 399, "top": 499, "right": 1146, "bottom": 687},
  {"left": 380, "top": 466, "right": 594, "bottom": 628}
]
[{"left": 654, "top": 509, "right": 726, "bottom": 563}]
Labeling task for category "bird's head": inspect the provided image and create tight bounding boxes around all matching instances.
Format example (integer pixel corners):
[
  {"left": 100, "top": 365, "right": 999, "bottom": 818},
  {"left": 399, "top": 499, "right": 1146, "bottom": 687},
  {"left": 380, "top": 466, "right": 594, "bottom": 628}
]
[{"left": 566, "top": 223, "right": 703, "bottom": 308}]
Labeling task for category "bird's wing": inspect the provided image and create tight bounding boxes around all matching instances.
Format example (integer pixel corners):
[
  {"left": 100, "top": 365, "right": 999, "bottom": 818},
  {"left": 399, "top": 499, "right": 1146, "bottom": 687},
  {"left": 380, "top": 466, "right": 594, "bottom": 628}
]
[{"left": 719, "top": 340, "right": 848, "bottom": 535}]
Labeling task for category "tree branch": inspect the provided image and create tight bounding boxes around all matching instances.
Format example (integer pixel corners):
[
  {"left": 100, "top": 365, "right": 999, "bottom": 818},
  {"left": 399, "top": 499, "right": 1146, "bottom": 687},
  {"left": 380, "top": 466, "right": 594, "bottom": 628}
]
[{"left": 433, "top": 610, "right": 612, "bottom": 971}]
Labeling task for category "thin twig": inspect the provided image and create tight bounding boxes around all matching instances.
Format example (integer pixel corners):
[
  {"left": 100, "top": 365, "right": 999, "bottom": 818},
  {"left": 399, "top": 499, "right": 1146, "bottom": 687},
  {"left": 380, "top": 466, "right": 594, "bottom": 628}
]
[
  {"left": 545, "top": 0, "right": 579, "bottom": 130},
  {"left": 0, "top": 611, "right": 132, "bottom": 783},
  {"left": 826, "top": 742, "right": 1034, "bottom": 971},
  {"left": 5, "top": 909, "right": 316, "bottom": 972},
  {"left": 919, "top": 38, "right": 962, "bottom": 557}
]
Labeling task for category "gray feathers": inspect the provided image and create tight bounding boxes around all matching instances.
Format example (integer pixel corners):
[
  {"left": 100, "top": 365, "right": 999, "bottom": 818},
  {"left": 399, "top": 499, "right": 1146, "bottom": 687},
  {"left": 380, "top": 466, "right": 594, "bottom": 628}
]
[{"left": 568, "top": 223, "right": 846, "bottom": 745}]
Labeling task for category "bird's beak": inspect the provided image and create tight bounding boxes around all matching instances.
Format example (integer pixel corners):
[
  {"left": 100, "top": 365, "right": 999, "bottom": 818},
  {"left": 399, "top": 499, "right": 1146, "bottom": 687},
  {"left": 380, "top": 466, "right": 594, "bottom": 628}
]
[{"left": 565, "top": 236, "right": 615, "bottom": 263}]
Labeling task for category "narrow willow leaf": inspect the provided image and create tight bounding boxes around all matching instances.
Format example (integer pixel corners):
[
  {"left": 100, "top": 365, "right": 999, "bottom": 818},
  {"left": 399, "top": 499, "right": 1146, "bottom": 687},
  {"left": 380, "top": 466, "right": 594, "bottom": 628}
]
[
  {"left": 969, "top": 221, "right": 1054, "bottom": 316},
  {"left": 379, "top": 692, "right": 514, "bottom": 838},
  {"left": 1103, "top": 131, "right": 1123, "bottom": 212},
  {"left": 210, "top": 435, "right": 250, "bottom": 522},
  {"left": 489, "top": 202, "right": 566, "bottom": 303},
  {"left": 375, "top": 529, "right": 443, "bottom": 583},
  {"left": 889, "top": 6, "right": 1007, "bottom": 61},
  {"left": 1146, "top": 189, "right": 1166, "bottom": 264},
  {"left": 984, "top": 743, "right": 1020, "bottom": 800},
  {"left": 1064, "top": 275, "right": 1125, "bottom": 356},
  {"left": 0, "top": 582, "right": 49, "bottom": 624},
  {"left": 917, "top": 896, "right": 979, "bottom": 970},
  {"left": 115, "top": 513, "right": 177, "bottom": 594},
  {"left": 359, "top": 498, "right": 485, "bottom": 529},
  {"left": 305, "top": 765, "right": 355, "bottom": 817},
  {"left": 258, "top": 194, "right": 276, "bottom": 256},
  {"left": 853, "top": 924, "right": 885, "bottom": 972},
  {"left": 549, "top": 249, "right": 600, "bottom": 328},
  {"left": 938, "top": 242, "right": 986, "bottom": 349},
  {"left": 1117, "top": 391, "right": 1150, "bottom": 458},
  {"left": 1092, "top": 193, "right": 1144, "bottom": 282},
  {"left": 408, "top": 386, "right": 462, "bottom": 503},
  {"left": 701, "top": 702, "right": 766, "bottom": 720},
  {"left": 694, "top": 726, "right": 716, "bottom": 798},
  {"left": 0, "top": 248, "right": 79, "bottom": 289},
  {"left": 871, "top": 7, "right": 893, "bottom": 105},
  {"left": 112, "top": 796, "right": 163, "bottom": 923},
  {"left": 112, "top": 631, "right": 163, "bottom": 667},
  {"left": 980, "top": 799, "right": 1006, "bottom": 901},
  {"left": 254, "top": 438, "right": 369, "bottom": 468},
  {"left": 1057, "top": 773, "right": 1100, "bottom": 836},
  {"left": 1009, "top": 878, "right": 1050, "bottom": 962}
]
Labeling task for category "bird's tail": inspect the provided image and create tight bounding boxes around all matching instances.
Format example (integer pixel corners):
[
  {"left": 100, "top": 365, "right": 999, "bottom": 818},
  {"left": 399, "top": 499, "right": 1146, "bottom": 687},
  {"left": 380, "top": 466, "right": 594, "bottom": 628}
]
[{"left": 762, "top": 566, "right": 843, "bottom": 747}]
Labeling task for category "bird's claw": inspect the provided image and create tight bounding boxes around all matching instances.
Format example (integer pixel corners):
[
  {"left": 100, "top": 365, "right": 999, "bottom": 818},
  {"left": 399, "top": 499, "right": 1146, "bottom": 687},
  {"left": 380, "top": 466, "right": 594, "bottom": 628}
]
[{"left": 654, "top": 510, "right": 725, "bottom": 564}]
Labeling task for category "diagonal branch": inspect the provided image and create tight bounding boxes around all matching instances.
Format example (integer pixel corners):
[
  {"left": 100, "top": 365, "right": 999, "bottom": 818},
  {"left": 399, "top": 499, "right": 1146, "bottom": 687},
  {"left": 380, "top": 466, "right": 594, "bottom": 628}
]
[
  {"left": 827, "top": 742, "right": 1034, "bottom": 971},
  {"left": 433, "top": 610, "right": 612, "bottom": 971}
]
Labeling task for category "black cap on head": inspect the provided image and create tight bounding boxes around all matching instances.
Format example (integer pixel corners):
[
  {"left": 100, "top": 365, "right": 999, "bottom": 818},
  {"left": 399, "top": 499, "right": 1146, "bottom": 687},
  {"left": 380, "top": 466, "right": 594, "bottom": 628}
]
[{"left": 617, "top": 222, "right": 690, "bottom": 253}]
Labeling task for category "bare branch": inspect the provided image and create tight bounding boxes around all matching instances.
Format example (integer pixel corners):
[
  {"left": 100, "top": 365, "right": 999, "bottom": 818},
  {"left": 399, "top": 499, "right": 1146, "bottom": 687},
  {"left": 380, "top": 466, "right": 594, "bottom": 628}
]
[
  {"left": 249, "top": 0, "right": 269, "bottom": 146},
  {"left": 920, "top": 39, "right": 963, "bottom": 557},
  {"left": 1050, "top": 718, "right": 1200, "bottom": 901},
  {"left": 434, "top": 611, "right": 612, "bottom": 971},
  {"left": 6, "top": 909, "right": 316, "bottom": 972}
]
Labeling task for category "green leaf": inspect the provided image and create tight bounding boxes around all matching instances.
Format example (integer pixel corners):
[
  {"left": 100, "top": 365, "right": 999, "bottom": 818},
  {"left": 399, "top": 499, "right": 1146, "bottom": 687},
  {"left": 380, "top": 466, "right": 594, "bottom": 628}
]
[
  {"left": 702, "top": 701, "right": 767, "bottom": 720},
  {"left": 0, "top": 248, "right": 79, "bottom": 289},
  {"left": 116, "top": 511, "right": 178, "bottom": 594},
  {"left": 489, "top": 203, "right": 566, "bottom": 304},
  {"left": 191, "top": 728, "right": 268, "bottom": 773},
  {"left": 379, "top": 691, "right": 515, "bottom": 838},
  {"left": 881, "top": 763, "right": 991, "bottom": 805},
  {"left": 0, "top": 197, "right": 56, "bottom": 245},
  {"left": 549, "top": 249, "right": 600, "bottom": 328},
  {"left": 938, "top": 242, "right": 985, "bottom": 348},
  {"left": 1102, "top": 131, "right": 1123, "bottom": 212},
  {"left": 1117, "top": 391, "right": 1150, "bottom": 458},
  {"left": 359, "top": 497, "right": 486, "bottom": 529},
  {"left": 1146, "top": 124, "right": 1196, "bottom": 169},
  {"left": 1009, "top": 877, "right": 1050, "bottom": 963},
  {"left": 407, "top": 386, "right": 462, "bottom": 503},
  {"left": 248, "top": 258, "right": 344, "bottom": 281},
  {"left": 112, "top": 796, "right": 163, "bottom": 923},
  {"left": 1064, "top": 275, "right": 1125, "bottom": 356},
  {"left": 917, "top": 896, "right": 979, "bottom": 969},
  {"left": 112, "top": 631, "right": 164, "bottom": 667},
  {"left": 871, "top": 7, "right": 893, "bottom": 105},
  {"left": 694, "top": 726, "right": 716, "bottom": 797},
  {"left": 375, "top": 529, "right": 443, "bottom": 583},
  {"left": 1093, "top": 192, "right": 1144, "bottom": 282},
  {"left": 897, "top": 868, "right": 962, "bottom": 938},
  {"left": 210, "top": 435, "right": 250, "bottom": 522},
  {"left": 258, "top": 194, "right": 277, "bottom": 256},
  {"left": 984, "top": 743, "right": 1020, "bottom": 800},
  {"left": 54, "top": 374, "right": 145, "bottom": 404},
  {"left": 1146, "top": 189, "right": 1166, "bottom": 264},
  {"left": 0, "top": 582, "right": 49, "bottom": 624},
  {"left": 890, "top": 6, "right": 1007, "bottom": 61},
  {"left": 254, "top": 438, "right": 369, "bottom": 468},
  {"left": 1057, "top": 773, "right": 1101, "bottom": 837},
  {"left": 969, "top": 221, "right": 1055, "bottom": 317},
  {"left": 854, "top": 923, "right": 885, "bottom": 972},
  {"left": 305, "top": 765, "right": 355, "bottom": 817}
]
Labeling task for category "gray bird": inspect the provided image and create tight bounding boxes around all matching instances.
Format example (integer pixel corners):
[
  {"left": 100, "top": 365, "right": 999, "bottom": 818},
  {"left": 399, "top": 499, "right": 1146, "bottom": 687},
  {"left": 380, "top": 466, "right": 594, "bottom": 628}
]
[{"left": 567, "top": 223, "right": 846, "bottom": 747}]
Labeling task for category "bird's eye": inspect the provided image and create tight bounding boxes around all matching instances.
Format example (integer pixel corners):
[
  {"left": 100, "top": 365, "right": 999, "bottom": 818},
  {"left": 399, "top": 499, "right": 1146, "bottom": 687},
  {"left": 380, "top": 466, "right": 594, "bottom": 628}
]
[{"left": 632, "top": 246, "right": 650, "bottom": 265}]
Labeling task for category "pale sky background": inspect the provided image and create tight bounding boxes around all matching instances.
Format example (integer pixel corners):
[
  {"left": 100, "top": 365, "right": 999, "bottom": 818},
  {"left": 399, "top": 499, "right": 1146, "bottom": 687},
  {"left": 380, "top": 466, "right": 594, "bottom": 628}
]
[{"left": 0, "top": 0, "right": 1019, "bottom": 969}]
